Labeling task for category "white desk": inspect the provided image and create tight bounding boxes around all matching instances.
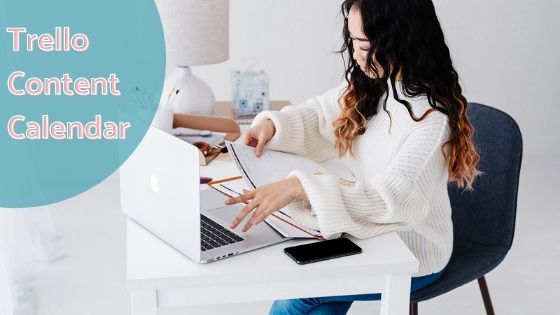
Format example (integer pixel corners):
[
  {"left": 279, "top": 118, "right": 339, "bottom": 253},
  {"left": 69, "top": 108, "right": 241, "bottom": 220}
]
[{"left": 126, "top": 157, "right": 418, "bottom": 315}]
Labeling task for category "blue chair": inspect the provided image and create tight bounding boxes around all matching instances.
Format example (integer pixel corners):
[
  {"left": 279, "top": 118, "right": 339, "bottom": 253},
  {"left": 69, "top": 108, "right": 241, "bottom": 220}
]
[{"left": 409, "top": 103, "right": 523, "bottom": 315}]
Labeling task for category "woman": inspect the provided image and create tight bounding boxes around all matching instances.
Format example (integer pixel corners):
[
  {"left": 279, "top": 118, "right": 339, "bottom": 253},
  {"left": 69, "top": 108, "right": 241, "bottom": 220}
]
[{"left": 226, "top": 0, "right": 479, "bottom": 313}]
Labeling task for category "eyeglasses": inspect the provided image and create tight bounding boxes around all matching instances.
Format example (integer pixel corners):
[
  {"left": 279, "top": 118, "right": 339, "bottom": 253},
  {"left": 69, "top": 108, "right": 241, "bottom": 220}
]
[{"left": 193, "top": 141, "right": 227, "bottom": 156}]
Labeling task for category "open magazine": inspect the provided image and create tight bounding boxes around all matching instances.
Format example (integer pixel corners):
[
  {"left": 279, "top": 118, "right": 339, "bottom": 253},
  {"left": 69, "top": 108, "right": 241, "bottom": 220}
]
[
  {"left": 208, "top": 176, "right": 322, "bottom": 239},
  {"left": 210, "top": 141, "right": 342, "bottom": 239}
]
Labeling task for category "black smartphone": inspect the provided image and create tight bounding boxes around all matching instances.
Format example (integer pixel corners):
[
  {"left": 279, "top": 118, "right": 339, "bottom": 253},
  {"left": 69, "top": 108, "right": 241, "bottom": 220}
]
[{"left": 284, "top": 238, "right": 362, "bottom": 265}]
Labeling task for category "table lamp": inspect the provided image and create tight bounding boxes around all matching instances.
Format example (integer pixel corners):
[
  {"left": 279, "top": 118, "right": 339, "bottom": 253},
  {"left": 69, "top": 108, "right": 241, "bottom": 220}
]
[{"left": 156, "top": 0, "right": 229, "bottom": 115}]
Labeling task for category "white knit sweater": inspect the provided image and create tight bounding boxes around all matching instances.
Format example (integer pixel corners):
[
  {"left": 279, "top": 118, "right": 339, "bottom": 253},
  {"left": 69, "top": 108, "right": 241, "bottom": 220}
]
[{"left": 252, "top": 82, "right": 453, "bottom": 276}]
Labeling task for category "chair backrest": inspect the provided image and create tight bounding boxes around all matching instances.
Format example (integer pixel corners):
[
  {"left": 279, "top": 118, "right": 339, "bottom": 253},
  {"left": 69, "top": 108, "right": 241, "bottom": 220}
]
[{"left": 448, "top": 103, "right": 522, "bottom": 250}]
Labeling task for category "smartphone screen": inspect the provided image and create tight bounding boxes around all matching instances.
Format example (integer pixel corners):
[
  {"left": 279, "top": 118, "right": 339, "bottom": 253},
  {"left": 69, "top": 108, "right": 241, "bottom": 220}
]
[{"left": 284, "top": 238, "right": 362, "bottom": 265}]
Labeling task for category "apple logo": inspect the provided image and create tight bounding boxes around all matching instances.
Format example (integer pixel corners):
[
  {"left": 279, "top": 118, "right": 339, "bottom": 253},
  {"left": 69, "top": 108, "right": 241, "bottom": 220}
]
[{"left": 150, "top": 172, "right": 160, "bottom": 193}]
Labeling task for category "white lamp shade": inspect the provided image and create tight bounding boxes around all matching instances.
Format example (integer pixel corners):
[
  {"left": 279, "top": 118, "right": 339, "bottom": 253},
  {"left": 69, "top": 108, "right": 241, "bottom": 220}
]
[{"left": 156, "top": 0, "right": 229, "bottom": 66}]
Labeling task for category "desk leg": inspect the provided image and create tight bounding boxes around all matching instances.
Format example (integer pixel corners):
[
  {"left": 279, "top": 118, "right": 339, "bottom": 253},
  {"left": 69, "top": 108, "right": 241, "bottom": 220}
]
[
  {"left": 131, "top": 290, "right": 157, "bottom": 315},
  {"left": 380, "top": 274, "right": 411, "bottom": 315}
]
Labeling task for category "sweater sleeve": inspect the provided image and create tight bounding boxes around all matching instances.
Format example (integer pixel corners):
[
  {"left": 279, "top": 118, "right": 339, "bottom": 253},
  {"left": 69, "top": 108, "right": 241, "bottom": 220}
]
[
  {"left": 285, "top": 113, "right": 451, "bottom": 240},
  {"left": 250, "top": 83, "right": 346, "bottom": 163}
]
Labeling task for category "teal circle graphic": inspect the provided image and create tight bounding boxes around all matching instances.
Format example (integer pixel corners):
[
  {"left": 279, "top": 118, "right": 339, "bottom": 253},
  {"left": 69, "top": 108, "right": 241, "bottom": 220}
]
[{"left": 0, "top": 0, "right": 165, "bottom": 207}]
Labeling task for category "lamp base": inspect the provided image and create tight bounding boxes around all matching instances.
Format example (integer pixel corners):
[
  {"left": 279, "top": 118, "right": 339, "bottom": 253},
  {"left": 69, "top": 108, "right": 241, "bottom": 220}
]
[{"left": 167, "top": 66, "right": 215, "bottom": 115}]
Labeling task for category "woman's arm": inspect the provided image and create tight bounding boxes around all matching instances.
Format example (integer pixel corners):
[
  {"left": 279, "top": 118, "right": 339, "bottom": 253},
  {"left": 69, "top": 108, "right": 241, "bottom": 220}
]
[
  {"left": 285, "top": 112, "right": 451, "bottom": 239},
  {"left": 250, "top": 82, "right": 346, "bottom": 162}
]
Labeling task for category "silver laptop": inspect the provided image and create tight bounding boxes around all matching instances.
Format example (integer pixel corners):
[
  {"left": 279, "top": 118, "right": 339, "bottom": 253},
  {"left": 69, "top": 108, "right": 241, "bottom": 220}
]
[{"left": 120, "top": 127, "right": 289, "bottom": 263}]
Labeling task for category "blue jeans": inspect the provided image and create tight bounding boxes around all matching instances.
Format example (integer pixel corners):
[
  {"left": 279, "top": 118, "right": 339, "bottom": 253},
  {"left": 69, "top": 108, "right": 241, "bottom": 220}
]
[{"left": 269, "top": 270, "right": 444, "bottom": 315}]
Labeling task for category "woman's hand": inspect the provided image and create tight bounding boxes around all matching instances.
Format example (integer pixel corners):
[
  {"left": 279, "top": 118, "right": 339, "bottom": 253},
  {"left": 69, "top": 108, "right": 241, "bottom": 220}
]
[
  {"left": 227, "top": 177, "right": 308, "bottom": 232},
  {"left": 243, "top": 119, "right": 275, "bottom": 157}
]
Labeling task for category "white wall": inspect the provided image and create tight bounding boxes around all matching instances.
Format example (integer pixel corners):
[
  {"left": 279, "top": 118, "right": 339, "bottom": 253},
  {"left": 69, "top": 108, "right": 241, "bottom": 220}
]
[
  {"left": 190, "top": 0, "right": 344, "bottom": 104},
  {"left": 189, "top": 0, "right": 560, "bottom": 157},
  {"left": 434, "top": 0, "right": 560, "bottom": 157}
]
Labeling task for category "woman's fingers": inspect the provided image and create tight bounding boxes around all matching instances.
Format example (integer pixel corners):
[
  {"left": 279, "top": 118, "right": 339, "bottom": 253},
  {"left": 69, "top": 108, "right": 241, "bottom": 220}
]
[
  {"left": 243, "top": 207, "right": 261, "bottom": 232},
  {"left": 225, "top": 190, "right": 254, "bottom": 205},
  {"left": 253, "top": 209, "right": 272, "bottom": 225},
  {"left": 255, "top": 132, "right": 268, "bottom": 157},
  {"left": 242, "top": 129, "right": 254, "bottom": 145},
  {"left": 245, "top": 135, "right": 258, "bottom": 147},
  {"left": 231, "top": 198, "right": 258, "bottom": 228},
  {"left": 229, "top": 178, "right": 300, "bottom": 232},
  {"left": 243, "top": 202, "right": 274, "bottom": 232},
  {"left": 245, "top": 210, "right": 269, "bottom": 231}
]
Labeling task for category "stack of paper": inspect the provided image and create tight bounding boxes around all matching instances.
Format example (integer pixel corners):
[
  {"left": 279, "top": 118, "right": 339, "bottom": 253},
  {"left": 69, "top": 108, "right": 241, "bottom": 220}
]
[
  {"left": 225, "top": 141, "right": 328, "bottom": 189},
  {"left": 209, "top": 176, "right": 321, "bottom": 239},
  {"left": 209, "top": 141, "right": 332, "bottom": 239}
]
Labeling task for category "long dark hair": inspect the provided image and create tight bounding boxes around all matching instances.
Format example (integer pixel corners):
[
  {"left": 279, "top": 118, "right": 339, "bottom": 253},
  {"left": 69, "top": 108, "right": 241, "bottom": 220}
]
[{"left": 334, "top": 0, "right": 479, "bottom": 189}]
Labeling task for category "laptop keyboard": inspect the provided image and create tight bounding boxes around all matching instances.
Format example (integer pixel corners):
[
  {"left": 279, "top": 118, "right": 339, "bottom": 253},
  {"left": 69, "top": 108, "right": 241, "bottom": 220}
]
[{"left": 200, "top": 215, "right": 244, "bottom": 251}]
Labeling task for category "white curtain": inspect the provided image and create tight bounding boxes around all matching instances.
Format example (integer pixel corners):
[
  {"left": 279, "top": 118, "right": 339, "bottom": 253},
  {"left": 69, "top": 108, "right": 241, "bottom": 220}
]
[
  {"left": 0, "top": 252, "right": 14, "bottom": 315},
  {"left": 0, "top": 207, "right": 64, "bottom": 315}
]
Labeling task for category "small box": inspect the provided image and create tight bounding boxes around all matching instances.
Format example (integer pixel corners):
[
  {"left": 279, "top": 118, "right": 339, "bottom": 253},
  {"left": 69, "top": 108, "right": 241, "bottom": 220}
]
[{"left": 231, "top": 70, "right": 269, "bottom": 117}]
